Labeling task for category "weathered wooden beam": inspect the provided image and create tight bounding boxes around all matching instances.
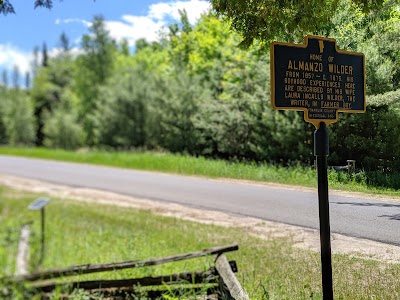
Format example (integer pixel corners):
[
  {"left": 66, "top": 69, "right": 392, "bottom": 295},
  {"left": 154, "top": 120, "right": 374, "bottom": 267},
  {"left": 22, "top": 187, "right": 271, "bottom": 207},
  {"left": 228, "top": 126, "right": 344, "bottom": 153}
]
[
  {"left": 13, "top": 243, "right": 238, "bottom": 282},
  {"left": 32, "top": 268, "right": 218, "bottom": 293},
  {"left": 40, "top": 286, "right": 219, "bottom": 300},
  {"left": 15, "top": 223, "right": 31, "bottom": 276},
  {"left": 215, "top": 254, "right": 249, "bottom": 300}
]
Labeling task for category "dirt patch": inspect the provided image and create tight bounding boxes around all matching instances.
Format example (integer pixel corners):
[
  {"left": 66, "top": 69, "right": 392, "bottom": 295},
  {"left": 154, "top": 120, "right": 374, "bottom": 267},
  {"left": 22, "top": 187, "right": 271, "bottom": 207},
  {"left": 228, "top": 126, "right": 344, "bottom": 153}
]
[{"left": 2, "top": 174, "right": 400, "bottom": 263}]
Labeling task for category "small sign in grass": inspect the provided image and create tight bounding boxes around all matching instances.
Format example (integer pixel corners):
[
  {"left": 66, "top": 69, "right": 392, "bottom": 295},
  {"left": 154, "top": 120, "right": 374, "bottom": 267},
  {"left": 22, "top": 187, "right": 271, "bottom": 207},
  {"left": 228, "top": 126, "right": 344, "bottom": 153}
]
[{"left": 1, "top": 187, "right": 400, "bottom": 299}]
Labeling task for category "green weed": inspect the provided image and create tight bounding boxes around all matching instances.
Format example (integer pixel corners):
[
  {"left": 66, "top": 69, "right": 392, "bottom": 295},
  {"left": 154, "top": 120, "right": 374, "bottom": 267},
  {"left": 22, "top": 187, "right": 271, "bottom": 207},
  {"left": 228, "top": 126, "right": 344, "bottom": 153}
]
[
  {"left": 1, "top": 188, "right": 400, "bottom": 299},
  {"left": 2, "top": 147, "right": 400, "bottom": 197}
]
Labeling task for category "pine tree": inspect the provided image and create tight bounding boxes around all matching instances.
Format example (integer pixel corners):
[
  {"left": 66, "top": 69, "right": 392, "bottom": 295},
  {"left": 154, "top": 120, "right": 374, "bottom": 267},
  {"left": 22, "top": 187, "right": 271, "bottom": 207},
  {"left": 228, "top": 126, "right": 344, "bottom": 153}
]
[{"left": 12, "top": 65, "right": 20, "bottom": 89}]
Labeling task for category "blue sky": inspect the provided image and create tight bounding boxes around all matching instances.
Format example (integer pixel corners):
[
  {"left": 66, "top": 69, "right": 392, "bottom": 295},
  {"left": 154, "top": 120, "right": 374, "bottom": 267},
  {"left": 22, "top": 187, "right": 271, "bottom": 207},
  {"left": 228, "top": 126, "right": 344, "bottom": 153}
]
[{"left": 0, "top": 0, "right": 211, "bottom": 75}]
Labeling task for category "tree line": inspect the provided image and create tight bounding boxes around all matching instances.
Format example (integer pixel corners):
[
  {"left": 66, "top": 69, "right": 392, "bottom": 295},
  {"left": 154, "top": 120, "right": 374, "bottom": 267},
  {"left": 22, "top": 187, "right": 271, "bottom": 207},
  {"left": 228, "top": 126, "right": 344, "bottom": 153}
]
[{"left": 0, "top": 0, "right": 399, "bottom": 171}]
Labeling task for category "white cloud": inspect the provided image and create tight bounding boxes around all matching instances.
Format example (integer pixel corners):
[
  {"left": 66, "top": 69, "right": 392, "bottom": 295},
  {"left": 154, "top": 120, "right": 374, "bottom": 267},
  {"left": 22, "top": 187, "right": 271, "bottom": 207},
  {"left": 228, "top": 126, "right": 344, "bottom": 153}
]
[
  {"left": 0, "top": 44, "right": 84, "bottom": 79},
  {"left": 105, "top": 16, "right": 166, "bottom": 46},
  {"left": 149, "top": 0, "right": 211, "bottom": 24},
  {"left": 48, "top": 47, "right": 83, "bottom": 58},
  {"left": 55, "top": 1, "right": 211, "bottom": 47},
  {"left": 0, "top": 44, "right": 32, "bottom": 74},
  {"left": 0, "top": 0, "right": 211, "bottom": 76},
  {"left": 105, "top": 0, "right": 211, "bottom": 46},
  {"left": 55, "top": 18, "right": 92, "bottom": 27}
]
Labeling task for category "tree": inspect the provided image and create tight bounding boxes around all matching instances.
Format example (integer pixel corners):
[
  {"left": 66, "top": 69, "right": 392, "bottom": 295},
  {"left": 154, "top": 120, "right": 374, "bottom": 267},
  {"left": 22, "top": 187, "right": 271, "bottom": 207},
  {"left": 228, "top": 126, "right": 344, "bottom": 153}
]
[
  {"left": 25, "top": 72, "right": 31, "bottom": 90},
  {"left": 59, "top": 32, "right": 70, "bottom": 52},
  {"left": 43, "top": 108, "right": 83, "bottom": 149},
  {"left": 31, "top": 46, "right": 40, "bottom": 77},
  {"left": 211, "top": 0, "right": 386, "bottom": 46},
  {"left": 1, "top": 70, "right": 8, "bottom": 87},
  {"left": 1, "top": 0, "right": 71, "bottom": 14},
  {"left": 12, "top": 65, "right": 20, "bottom": 89},
  {"left": 96, "top": 64, "right": 153, "bottom": 149},
  {"left": 325, "top": 0, "right": 400, "bottom": 95},
  {"left": 330, "top": 104, "right": 400, "bottom": 171},
  {"left": 31, "top": 67, "right": 53, "bottom": 146},
  {"left": 168, "top": 10, "right": 194, "bottom": 69},
  {"left": 358, "top": 0, "right": 400, "bottom": 94},
  {"left": 156, "top": 72, "right": 208, "bottom": 154},
  {"left": 0, "top": 87, "right": 8, "bottom": 143},
  {"left": 0, "top": 0, "right": 15, "bottom": 15},
  {"left": 2, "top": 91, "right": 35, "bottom": 145},
  {"left": 74, "top": 15, "right": 117, "bottom": 145},
  {"left": 31, "top": 43, "right": 51, "bottom": 145},
  {"left": 42, "top": 42, "right": 49, "bottom": 67},
  {"left": 31, "top": 42, "right": 76, "bottom": 146}
]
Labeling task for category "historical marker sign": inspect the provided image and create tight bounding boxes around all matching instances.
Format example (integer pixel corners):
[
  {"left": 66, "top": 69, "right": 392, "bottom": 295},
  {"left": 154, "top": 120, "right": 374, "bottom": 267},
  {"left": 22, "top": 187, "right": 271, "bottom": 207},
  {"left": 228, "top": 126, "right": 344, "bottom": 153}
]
[{"left": 271, "top": 35, "right": 365, "bottom": 127}]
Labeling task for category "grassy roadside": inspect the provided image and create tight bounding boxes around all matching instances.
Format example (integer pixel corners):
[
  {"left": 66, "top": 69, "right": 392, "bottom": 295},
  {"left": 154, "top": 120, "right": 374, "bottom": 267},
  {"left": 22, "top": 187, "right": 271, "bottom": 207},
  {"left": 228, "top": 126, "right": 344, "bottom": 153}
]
[
  {"left": 1, "top": 146, "right": 400, "bottom": 198},
  {"left": 1, "top": 187, "right": 400, "bottom": 299}
]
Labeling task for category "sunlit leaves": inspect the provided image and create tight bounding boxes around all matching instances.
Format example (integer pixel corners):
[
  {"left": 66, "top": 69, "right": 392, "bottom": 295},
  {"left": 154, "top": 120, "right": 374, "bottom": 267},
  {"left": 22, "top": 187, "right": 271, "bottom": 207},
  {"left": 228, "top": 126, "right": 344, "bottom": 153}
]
[
  {"left": 211, "top": 0, "right": 339, "bottom": 46},
  {"left": 210, "top": 0, "right": 389, "bottom": 46}
]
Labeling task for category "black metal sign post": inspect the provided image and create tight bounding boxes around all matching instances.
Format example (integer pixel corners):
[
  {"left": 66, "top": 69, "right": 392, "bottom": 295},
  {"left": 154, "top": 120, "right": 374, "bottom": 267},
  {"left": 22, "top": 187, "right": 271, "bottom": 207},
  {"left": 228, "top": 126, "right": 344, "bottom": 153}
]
[
  {"left": 40, "top": 206, "right": 46, "bottom": 264},
  {"left": 270, "top": 35, "right": 366, "bottom": 299},
  {"left": 28, "top": 197, "right": 51, "bottom": 265},
  {"left": 314, "top": 122, "right": 333, "bottom": 300}
]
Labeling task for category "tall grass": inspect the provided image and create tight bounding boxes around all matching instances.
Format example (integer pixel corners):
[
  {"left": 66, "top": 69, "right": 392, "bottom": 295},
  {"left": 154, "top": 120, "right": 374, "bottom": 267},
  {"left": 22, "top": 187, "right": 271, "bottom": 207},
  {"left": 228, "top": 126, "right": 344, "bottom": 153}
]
[
  {"left": 1, "top": 187, "right": 400, "bottom": 299},
  {"left": 0, "top": 147, "right": 316, "bottom": 185},
  {"left": 1, "top": 146, "right": 400, "bottom": 197}
]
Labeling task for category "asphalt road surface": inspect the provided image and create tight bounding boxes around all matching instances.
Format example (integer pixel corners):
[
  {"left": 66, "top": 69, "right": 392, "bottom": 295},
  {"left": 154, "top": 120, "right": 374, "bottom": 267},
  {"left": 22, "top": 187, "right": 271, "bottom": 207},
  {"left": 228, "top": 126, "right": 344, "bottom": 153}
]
[{"left": 1, "top": 155, "right": 400, "bottom": 245}]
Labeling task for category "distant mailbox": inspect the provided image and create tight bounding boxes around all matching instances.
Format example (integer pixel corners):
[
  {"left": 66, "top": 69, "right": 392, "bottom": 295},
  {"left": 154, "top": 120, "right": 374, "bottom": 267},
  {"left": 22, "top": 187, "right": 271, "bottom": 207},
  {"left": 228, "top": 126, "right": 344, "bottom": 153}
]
[{"left": 28, "top": 197, "right": 51, "bottom": 210}]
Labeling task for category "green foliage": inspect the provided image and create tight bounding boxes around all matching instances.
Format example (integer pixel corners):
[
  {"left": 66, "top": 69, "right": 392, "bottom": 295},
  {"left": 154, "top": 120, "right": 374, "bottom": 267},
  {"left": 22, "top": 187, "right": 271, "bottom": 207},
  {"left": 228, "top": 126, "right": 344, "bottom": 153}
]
[
  {"left": 324, "top": 1, "right": 400, "bottom": 172},
  {"left": 43, "top": 108, "right": 83, "bottom": 150},
  {"left": 0, "top": 88, "right": 9, "bottom": 144},
  {"left": 31, "top": 54, "right": 76, "bottom": 146},
  {"left": 367, "top": 88, "right": 400, "bottom": 107},
  {"left": 211, "top": 0, "right": 339, "bottom": 46},
  {"left": 6, "top": 147, "right": 400, "bottom": 195},
  {"left": 2, "top": 4, "right": 400, "bottom": 175},
  {"left": 359, "top": 1, "right": 400, "bottom": 94},
  {"left": 326, "top": 0, "right": 400, "bottom": 94},
  {"left": 74, "top": 15, "right": 117, "bottom": 145},
  {"left": 193, "top": 53, "right": 264, "bottom": 159},
  {"left": 325, "top": 0, "right": 367, "bottom": 50},
  {"left": 168, "top": 10, "right": 194, "bottom": 69},
  {"left": 330, "top": 104, "right": 400, "bottom": 170},
  {"left": 1, "top": 90, "right": 35, "bottom": 146},
  {"left": 211, "top": 0, "right": 386, "bottom": 46},
  {"left": 3, "top": 187, "right": 400, "bottom": 298},
  {"left": 156, "top": 72, "right": 207, "bottom": 154},
  {"left": 130, "top": 41, "right": 169, "bottom": 75},
  {"left": 96, "top": 64, "right": 155, "bottom": 149}
]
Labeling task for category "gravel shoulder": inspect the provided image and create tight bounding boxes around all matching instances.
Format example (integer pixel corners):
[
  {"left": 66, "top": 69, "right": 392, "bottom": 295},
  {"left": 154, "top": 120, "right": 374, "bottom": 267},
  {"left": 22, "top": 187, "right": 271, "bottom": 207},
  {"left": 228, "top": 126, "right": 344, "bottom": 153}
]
[{"left": 2, "top": 174, "right": 400, "bottom": 263}]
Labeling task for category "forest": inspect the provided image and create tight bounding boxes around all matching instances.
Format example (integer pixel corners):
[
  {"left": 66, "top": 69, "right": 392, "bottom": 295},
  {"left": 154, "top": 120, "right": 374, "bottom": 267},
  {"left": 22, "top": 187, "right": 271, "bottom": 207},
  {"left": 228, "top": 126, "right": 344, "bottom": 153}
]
[{"left": 0, "top": 0, "right": 399, "bottom": 172}]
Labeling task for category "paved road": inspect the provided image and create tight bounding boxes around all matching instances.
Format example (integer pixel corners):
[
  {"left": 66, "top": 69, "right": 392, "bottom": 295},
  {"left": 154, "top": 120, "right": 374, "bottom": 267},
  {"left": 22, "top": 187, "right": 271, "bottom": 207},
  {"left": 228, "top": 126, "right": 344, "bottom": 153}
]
[{"left": 1, "top": 155, "right": 400, "bottom": 245}]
